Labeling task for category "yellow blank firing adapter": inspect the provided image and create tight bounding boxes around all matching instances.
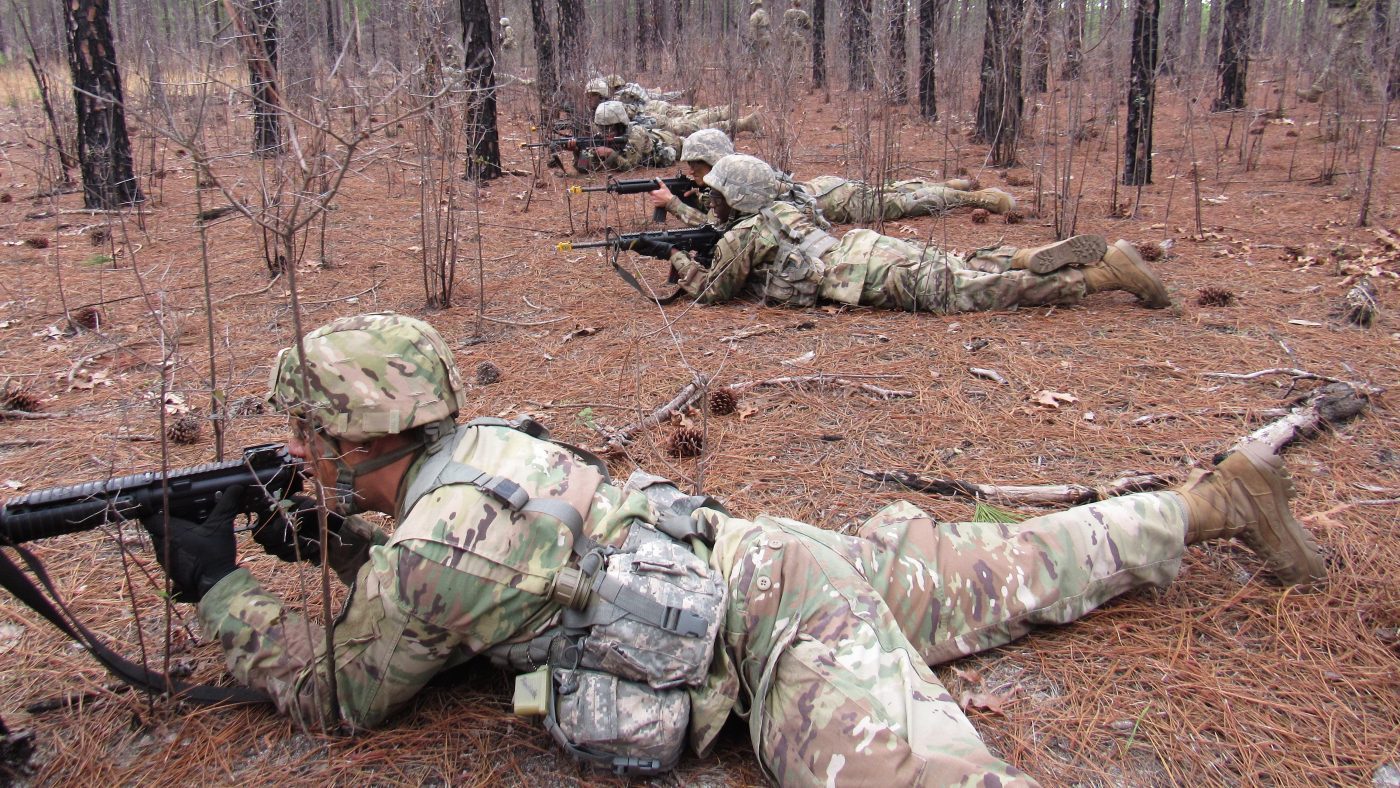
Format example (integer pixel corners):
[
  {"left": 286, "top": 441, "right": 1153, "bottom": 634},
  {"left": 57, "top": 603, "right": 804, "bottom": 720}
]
[
  {"left": 556, "top": 241, "right": 575, "bottom": 252},
  {"left": 566, "top": 185, "right": 584, "bottom": 194}
]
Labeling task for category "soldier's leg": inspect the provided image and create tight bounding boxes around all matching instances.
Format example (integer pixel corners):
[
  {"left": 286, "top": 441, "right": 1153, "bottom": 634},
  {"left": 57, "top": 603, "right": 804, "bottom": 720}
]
[
  {"left": 851, "top": 494, "right": 1187, "bottom": 666},
  {"left": 720, "top": 517, "right": 1040, "bottom": 787}
]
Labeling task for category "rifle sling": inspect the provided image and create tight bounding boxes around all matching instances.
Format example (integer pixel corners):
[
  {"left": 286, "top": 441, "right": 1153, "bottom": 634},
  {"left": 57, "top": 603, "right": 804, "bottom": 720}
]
[
  {"left": 0, "top": 540, "right": 268, "bottom": 707},
  {"left": 610, "top": 257, "right": 686, "bottom": 305}
]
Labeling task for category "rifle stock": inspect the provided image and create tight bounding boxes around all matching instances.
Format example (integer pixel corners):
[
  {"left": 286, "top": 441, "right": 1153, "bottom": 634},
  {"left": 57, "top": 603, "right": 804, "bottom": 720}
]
[{"left": 0, "top": 443, "right": 302, "bottom": 545}]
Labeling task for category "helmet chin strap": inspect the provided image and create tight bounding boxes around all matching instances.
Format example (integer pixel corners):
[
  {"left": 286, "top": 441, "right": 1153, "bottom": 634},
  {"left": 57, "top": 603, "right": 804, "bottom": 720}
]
[{"left": 318, "top": 418, "right": 456, "bottom": 515}]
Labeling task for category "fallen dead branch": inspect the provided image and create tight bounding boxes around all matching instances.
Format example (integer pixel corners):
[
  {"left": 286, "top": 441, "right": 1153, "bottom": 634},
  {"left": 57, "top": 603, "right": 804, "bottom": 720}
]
[
  {"left": 1202, "top": 367, "right": 1375, "bottom": 388},
  {"left": 1226, "top": 382, "right": 1374, "bottom": 457},
  {"left": 0, "top": 409, "right": 65, "bottom": 420},
  {"left": 857, "top": 470, "right": 1169, "bottom": 506},
  {"left": 727, "top": 374, "right": 913, "bottom": 399},
  {"left": 599, "top": 375, "right": 710, "bottom": 453}
]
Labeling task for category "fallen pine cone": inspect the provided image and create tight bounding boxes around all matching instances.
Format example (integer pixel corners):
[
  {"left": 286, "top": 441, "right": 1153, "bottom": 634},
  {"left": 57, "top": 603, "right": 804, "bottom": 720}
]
[
  {"left": 1, "top": 385, "right": 42, "bottom": 413},
  {"left": 1196, "top": 286, "right": 1237, "bottom": 307},
  {"left": 68, "top": 306, "right": 102, "bottom": 332},
  {"left": 166, "top": 413, "right": 203, "bottom": 445},
  {"left": 708, "top": 388, "right": 739, "bottom": 415},
  {"left": 970, "top": 208, "right": 990, "bottom": 224},
  {"left": 1004, "top": 210, "right": 1024, "bottom": 225},
  {"left": 1336, "top": 276, "right": 1379, "bottom": 327},
  {"left": 24, "top": 237, "right": 49, "bottom": 249},
  {"left": 0, "top": 193, "right": 12, "bottom": 204},
  {"left": 228, "top": 395, "right": 266, "bottom": 417},
  {"left": 666, "top": 427, "right": 704, "bottom": 458},
  {"left": 1135, "top": 241, "right": 1164, "bottom": 262},
  {"left": 475, "top": 361, "right": 502, "bottom": 385}
]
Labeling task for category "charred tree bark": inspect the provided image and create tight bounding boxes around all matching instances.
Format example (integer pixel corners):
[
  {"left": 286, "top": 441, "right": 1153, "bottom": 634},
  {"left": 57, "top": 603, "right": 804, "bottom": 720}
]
[
  {"left": 459, "top": 0, "right": 502, "bottom": 180},
  {"left": 848, "top": 0, "right": 873, "bottom": 89},
  {"left": 325, "top": 0, "right": 340, "bottom": 55},
  {"left": 813, "top": 0, "right": 828, "bottom": 87},
  {"left": 890, "top": 0, "right": 908, "bottom": 102},
  {"left": 918, "top": 0, "right": 938, "bottom": 118},
  {"left": 62, "top": 0, "right": 142, "bottom": 208},
  {"left": 248, "top": 0, "right": 280, "bottom": 156},
  {"left": 1027, "top": 0, "right": 1051, "bottom": 92},
  {"left": 530, "top": 0, "right": 559, "bottom": 115},
  {"left": 634, "top": 0, "right": 646, "bottom": 71},
  {"left": 1061, "top": 0, "right": 1083, "bottom": 78},
  {"left": 556, "top": 0, "right": 587, "bottom": 120},
  {"left": 1123, "top": 0, "right": 1160, "bottom": 185},
  {"left": 974, "top": 0, "right": 1024, "bottom": 165},
  {"left": 1213, "top": 0, "right": 1250, "bottom": 110}
]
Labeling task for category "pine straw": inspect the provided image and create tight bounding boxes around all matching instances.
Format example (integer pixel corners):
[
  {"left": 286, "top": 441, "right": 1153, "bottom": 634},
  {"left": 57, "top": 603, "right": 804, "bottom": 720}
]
[{"left": 2, "top": 84, "right": 1399, "bottom": 785}]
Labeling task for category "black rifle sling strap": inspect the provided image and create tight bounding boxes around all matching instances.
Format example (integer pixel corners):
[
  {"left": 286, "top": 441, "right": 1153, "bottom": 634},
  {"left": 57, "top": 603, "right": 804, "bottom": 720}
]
[
  {"left": 609, "top": 257, "right": 686, "bottom": 305},
  {"left": 0, "top": 540, "right": 268, "bottom": 706}
]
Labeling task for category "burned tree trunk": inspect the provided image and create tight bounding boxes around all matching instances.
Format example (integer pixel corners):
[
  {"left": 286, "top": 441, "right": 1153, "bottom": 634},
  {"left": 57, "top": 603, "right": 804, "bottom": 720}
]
[
  {"left": 63, "top": 0, "right": 142, "bottom": 208},
  {"left": 530, "top": 0, "right": 559, "bottom": 115},
  {"left": 1062, "top": 0, "right": 1083, "bottom": 79},
  {"left": 245, "top": 0, "right": 281, "bottom": 156},
  {"left": 1123, "top": 0, "right": 1160, "bottom": 185},
  {"left": 918, "top": 0, "right": 938, "bottom": 118},
  {"left": 556, "top": 0, "right": 587, "bottom": 119},
  {"left": 974, "top": 0, "right": 1024, "bottom": 165},
  {"left": 890, "top": 0, "right": 908, "bottom": 102},
  {"left": 813, "top": 0, "right": 828, "bottom": 87},
  {"left": 1212, "top": 0, "right": 1251, "bottom": 110},
  {"left": 459, "top": 0, "right": 502, "bottom": 180},
  {"left": 848, "top": 0, "right": 873, "bottom": 89}
]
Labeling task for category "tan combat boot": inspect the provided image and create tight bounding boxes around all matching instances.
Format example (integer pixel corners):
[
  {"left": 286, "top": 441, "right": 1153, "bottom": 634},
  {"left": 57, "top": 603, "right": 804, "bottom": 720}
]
[
  {"left": 1008, "top": 234, "right": 1107, "bottom": 273},
  {"left": 944, "top": 177, "right": 979, "bottom": 191},
  {"left": 1081, "top": 240, "right": 1171, "bottom": 308},
  {"left": 965, "top": 188, "right": 1016, "bottom": 214},
  {"left": 1176, "top": 443, "right": 1326, "bottom": 586},
  {"left": 736, "top": 113, "right": 763, "bottom": 135}
]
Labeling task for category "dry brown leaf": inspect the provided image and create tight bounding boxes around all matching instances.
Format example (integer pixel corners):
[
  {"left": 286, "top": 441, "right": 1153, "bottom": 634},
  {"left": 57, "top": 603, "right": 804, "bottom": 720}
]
[
  {"left": 1033, "top": 390, "right": 1078, "bottom": 408},
  {"left": 952, "top": 667, "right": 982, "bottom": 684},
  {"left": 959, "top": 689, "right": 1013, "bottom": 715}
]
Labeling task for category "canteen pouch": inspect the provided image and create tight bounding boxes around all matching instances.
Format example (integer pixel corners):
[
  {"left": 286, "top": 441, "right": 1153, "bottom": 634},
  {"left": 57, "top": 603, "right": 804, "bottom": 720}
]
[{"left": 544, "top": 668, "right": 689, "bottom": 776}]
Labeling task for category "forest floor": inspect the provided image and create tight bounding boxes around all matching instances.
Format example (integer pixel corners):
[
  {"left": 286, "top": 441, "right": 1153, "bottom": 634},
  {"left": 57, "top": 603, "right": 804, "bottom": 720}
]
[{"left": 1, "top": 72, "right": 1398, "bottom": 787}]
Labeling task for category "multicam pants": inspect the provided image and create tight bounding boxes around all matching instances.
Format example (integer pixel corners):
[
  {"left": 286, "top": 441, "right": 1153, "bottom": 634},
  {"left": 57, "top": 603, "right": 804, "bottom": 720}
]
[{"left": 709, "top": 491, "right": 1188, "bottom": 786}]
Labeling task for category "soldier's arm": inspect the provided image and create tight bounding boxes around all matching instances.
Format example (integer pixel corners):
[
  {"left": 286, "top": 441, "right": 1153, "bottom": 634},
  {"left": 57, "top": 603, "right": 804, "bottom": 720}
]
[
  {"left": 603, "top": 127, "right": 649, "bottom": 171},
  {"left": 670, "top": 225, "right": 755, "bottom": 303},
  {"left": 323, "top": 514, "right": 389, "bottom": 587},
  {"left": 667, "top": 196, "right": 711, "bottom": 225}
]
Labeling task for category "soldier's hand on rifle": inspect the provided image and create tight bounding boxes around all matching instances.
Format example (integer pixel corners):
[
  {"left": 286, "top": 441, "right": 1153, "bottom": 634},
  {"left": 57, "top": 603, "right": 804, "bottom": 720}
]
[
  {"left": 627, "top": 237, "right": 675, "bottom": 260},
  {"left": 251, "top": 494, "right": 344, "bottom": 565},
  {"left": 648, "top": 179, "right": 674, "bottom": 208},
  {"left": 144, "top": 484, "right": 244, "bottom": 603}
]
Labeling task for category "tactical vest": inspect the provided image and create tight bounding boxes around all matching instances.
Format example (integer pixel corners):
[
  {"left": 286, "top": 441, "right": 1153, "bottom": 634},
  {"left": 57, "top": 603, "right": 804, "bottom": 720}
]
[
  {"left": 755, "top": 206, "right": 839, "bottom": 306},
  {"left": 401, "top": 417, "right": 726, "bottom": 776}
]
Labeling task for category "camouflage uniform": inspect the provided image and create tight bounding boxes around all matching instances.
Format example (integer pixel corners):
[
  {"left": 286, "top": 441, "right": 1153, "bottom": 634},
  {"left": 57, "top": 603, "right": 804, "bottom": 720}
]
[
  {"left": 800, "top": 176, "right": 1007, "bottom": 224},
  {"left": 1298, "top": 0, "right": 1377, "bottom": 101},
  {"left": 669, "top": 200, "right": 1091, "bottom": 311},
  {"left": 198, "top": 418, "right": 1188, "bottom": 784},
  {"left": 749, "top": 0, "right": 773, "bottom": 51},
  {"left": 576, "top": 103, "right": 681, "bottom": 173}
]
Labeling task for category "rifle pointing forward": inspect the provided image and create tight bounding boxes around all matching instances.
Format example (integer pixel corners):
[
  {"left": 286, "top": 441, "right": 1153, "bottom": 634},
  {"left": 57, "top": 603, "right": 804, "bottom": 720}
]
[
  {"left": 0, "top": 443, "right": 302, "bottom": 545},
  {"left": 567, "top": 174, "right": 700, "bottom": 222},
  {"left": 521, "top": 134, "right": 621, "bottom": 152},
  {"left": 557, "top": 224, "right": 723, "bottom": 265}
]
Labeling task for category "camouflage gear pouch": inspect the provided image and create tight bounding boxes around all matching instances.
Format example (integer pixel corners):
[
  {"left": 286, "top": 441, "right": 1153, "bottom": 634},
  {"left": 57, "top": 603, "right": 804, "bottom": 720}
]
[{"left": 757, "top": 206, "right": 838, "bottom": 305}]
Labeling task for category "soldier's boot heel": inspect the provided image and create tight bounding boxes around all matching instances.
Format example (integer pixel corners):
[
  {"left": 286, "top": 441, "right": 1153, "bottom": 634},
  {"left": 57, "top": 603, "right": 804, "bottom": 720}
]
[{"left": 1010, "top": 234, "right": 1107, "bottom": 273}]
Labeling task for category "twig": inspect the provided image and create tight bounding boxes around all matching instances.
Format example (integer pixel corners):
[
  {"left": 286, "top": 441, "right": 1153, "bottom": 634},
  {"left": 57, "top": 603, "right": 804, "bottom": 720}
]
[
  {"left": 857, "top": 469, "right": 1171, "bottom": 505},
  {"left": 1226, "top": 382, "right": 1374, "bottom": 457},
  {"left": 213, "top": 274, "right": 282, "bottom": 305},
  {"left": 299, "top": 277, "right": 389, "bottom": 306},
  {"left": 0, "top": 409, "right": 66, "bottom": 420},
  {"left": 600, "top": 375, "right": 710, "bottom": 452},
  {"left": 727, "top": 374, "right": 914, "bottom": 399},
  {"left": 1203, "top": 367, "right": 1375, "bottom": 389},
  {"left": 478, "top": 315, "right": 570, "bottom": 326},
  {"left": 0, "top": 438, "right": 60, "bottom": 448}
]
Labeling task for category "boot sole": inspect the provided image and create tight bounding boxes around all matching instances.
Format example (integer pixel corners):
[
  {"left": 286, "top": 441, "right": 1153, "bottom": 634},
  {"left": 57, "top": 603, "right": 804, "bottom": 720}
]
[
  {"left": 1226, "top": 443, "right": 1327, "bottom": 586},
  {"left": 1024, "top": 235, "right": 1107, "bottom": 273}
]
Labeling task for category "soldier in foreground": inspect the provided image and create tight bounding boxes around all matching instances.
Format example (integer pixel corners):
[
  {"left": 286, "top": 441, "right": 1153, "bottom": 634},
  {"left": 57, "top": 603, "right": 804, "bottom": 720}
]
[
  {"left": 146, "top": 312, "right": 1325, "bottom": 786},
  {"left": 632, "top": 154, "right": 1171, "bottom": 311},
  {"left": 651, "top": 131, "right": 1016, "bottom": 226}
]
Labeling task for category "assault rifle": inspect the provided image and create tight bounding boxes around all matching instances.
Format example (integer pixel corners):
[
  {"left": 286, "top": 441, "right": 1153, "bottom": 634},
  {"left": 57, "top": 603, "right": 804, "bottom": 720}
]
[
  {"left": 521, "top": 134, "right": 621, "bottom": 152},
  {"left": 567, "top": 174, "right": 701, "bottom": 222},
  {"left": 557, "top": 225, "right": 724, "bottom": 302},
  {"left": 0, "top": 444, "right": 301, "bottom": 705},
  {"left": 0, "top": 443, "right": 301, "bottom": 545},
  {"left": 557, "top": 224, "right": 723, "bottom": 264}
]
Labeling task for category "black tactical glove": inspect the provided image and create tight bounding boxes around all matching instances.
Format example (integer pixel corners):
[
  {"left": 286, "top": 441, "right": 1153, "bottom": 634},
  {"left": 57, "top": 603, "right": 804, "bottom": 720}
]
[
  {"left": 144, "top": 484, "right": 244, "bottom": 603},
  {"left": 627, "top": 237, "right": 675, "bottom": 260},
  {"left": 251, "top": 494, "right": 345, "bottom": 565}
]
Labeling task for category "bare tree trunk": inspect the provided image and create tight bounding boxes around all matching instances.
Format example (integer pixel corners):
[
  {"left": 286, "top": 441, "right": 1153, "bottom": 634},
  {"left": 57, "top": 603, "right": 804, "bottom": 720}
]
[
  {"left": 634, "top": 0, "right": 646, "bottom": 71},
  {"left": 63, "top": 0, "right": 143, "bottom": 208},
  {"left": 1124, "top": 0, "right": 1160, "bottom": 185},
  {"left": 1204, "top": 0, "right": 1223, "bottom": 67},
  {"left": 557, "top": 0, "right": 587, "bottom": 120},
  {"left": 325, "top": 0, "right": 340, "bottom": 56},
  {"left": 1027, "top": 0, "right": 1051, "bottom": 92},
  {"left": 1213, "top": 0, "right": 1251, "bottom": 110},
  {"left": 890, "top": 0, "right": 909, "bottom": 102},
  {"left": 460, "top": 0, "right": 502, "bottom": 180},
  {"left": 1061, "top": 0, "right": 1083, "bottom": 79},
  {"left": 975, "top": 0, "right": 1024, "bottom": 164},
  {"left": 814, "top": 0, "right": 828, "bottom": 87},
  {"left": 251, "top": 0, "right": 280, "bottom": 155},
  {"left": 530, "top": 0, "right": 559, "bottom": 115},
  {"left": 918, "top": 0, "right": 938, "bottom": 118},
  {"left": 849, "top": 0, "right": 873, "bottom": 89},
  {"left": 1159, "top": 0, "right": 1183, "bottom": 74}
]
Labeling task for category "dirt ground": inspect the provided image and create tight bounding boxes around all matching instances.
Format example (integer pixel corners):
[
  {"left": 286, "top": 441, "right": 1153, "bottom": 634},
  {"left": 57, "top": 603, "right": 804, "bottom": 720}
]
[{"left": 1, "top": 75, "right": 1397, "bottom": 787}]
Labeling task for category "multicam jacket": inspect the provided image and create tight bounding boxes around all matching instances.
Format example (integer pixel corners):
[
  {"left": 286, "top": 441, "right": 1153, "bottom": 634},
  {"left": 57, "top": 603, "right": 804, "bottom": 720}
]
[
  {"left": 584, "top": 124, "right": 681, "bottom": 172},
  {"left": 197, "top": 422, "right": 739, "bottom": 753}
]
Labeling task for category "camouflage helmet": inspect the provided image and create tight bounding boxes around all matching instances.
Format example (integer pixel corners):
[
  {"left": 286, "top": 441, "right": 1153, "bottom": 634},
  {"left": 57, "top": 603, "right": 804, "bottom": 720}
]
[
  {"left": 268, "top": 313, "right": 466, "bottom": 443},
  {"left": 703, "top": 154, "right": 778, "bottom": 214},
  {"left": 585, "top": 77, "right": 612, "bottom": 97},
  {"left": 680, "top": 129, "right": 735, "bottom": 166},
  {"left": 615, "top": 83, "right": 649, "bottom": 105},
  {"left": 594, "top": 100, "right": 630, "bottom": 126}
]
